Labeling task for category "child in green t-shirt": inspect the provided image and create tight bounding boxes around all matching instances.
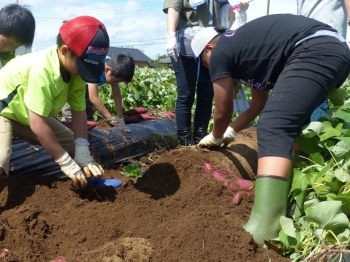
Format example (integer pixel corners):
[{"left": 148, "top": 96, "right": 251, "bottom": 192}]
[
  {"left": 0, "top": 16, "right": 110, "bottom": 188},
  {"left": 0, "top": 4, "right": 35, "bottom": 67}
]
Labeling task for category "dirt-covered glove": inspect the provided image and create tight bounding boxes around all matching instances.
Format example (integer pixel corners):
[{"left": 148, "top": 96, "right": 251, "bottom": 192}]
[
  {"left": 223, "top": 126, "right": 237, "bottom": 144},
  {"left": 56, "top": 152, "right": 88, "bottom": 188},
  {"left": 107, "top": 116, "right": 125, "bottom": 126},
  {"left": 74, "top": 138, "right": 104, "bottom": 177},
  {"left": 167, "top": 32, "right": 179, "bottom": 62},
  {"left": 198, "top": 133, "right": 223, "bottom": 148}
]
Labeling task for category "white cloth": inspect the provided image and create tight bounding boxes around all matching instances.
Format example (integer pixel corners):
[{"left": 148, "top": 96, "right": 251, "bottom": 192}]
[
  {"left": 233, "top": 87, "right": 249, "bottom": 113},
  {"left": 297, "top": 0, "right": 347, "bottom": 38},
  {"left": 219, "top": 3, "right": 248, "bottom": 29},
  {"left": 189, "top": 0, "right": 206, "bottom": 9},
  {"left": 231, "top": 9, "right": 247, "bottom": 30},
  {"left": 219, "top": 4, "right": 235, "bottom": 28}
]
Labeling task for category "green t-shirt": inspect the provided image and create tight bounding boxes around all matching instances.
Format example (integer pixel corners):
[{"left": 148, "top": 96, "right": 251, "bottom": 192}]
[
  {"left": 163, "top": 0, "right": 227, "bottom": 30},
  {"left": 0, "top": 46, "right": 86, "bottom": 125},
  {"left": 0, "top": 50, "right": 15, "bottom": 61},
  {"left": 0, "top": 50, "right": 15, "bottom": 69}
]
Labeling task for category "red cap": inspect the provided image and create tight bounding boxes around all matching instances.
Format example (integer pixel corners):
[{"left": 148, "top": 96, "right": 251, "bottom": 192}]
[{"left": 59, "top": 16, "right": 110, "bottom": 83}]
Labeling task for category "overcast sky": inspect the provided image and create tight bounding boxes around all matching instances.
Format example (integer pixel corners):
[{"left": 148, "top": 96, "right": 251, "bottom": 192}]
[{"left": 1, "top": 0, "right": 297, "bottom": 59}]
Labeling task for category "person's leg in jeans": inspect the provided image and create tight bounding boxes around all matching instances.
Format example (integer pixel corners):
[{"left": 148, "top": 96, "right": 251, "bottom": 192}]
[
  {"left": 171, "top": 55, "right": 197, "bottom": 145},
  {"left": 244, "top": 37, "right": 350, "bottom": 244},
  {"left": 193, "top": 65, "right": 214, "bottom": 144}
]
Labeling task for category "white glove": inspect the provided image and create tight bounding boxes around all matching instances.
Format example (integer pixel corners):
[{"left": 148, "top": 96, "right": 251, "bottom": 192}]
[
  {"left": 56, "top": 152, "right": 88, "bottom": 188},
  {"left": 223, "top": 126, "right": 237, "bottom": 144},
  {"left": 239, "top": 1, "right": 249, "bottom": 11},
  {"left": 74, "top": 138, "right": 104, "bottom": 177},
  {"left": 166, "top": 32, "right": 179, "bottom": 62},
  {"left": 198, "top": 133, "right": 223, "bottom": 148},
  {"left": 107, "top": 116, "right": 125, "bottom": 126}
]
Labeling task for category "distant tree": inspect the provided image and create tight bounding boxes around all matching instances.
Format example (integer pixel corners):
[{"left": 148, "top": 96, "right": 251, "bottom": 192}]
[{"left": 149, "top": 54, "right": 169, "bottom": 68}]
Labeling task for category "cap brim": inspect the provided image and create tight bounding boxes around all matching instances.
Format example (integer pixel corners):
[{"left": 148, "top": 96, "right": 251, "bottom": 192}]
[
  {"left": 191, "top": 27, "right": 220, "bottom": 57},
  {"left": 75, "top": 55, "right": 106, "bottom": 83}
]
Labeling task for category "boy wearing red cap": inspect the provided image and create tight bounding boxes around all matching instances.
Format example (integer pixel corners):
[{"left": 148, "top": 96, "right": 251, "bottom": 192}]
[{"left": 0, "top": 16, "right": 110, "bottom": 188}]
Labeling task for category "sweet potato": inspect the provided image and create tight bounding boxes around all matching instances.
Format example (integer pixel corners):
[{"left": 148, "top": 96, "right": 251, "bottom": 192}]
[
  {"left": 124, "top": 107, "right": 148, "bottom": 116},
  {"left": 227, "top": 179, "right": 254, "bottom": 192},
  {"left": 204, "top": 161, "right": 212, "bottom": 172},
  {"left": 87, "top": 121, "right": 98, "bottom": 130},
  {"left": 212, "top": 170, "right": 229, "bottom": 184},
  {"left": 124, "top": 114, "right": 156, "bottom": 123},
  {"left": 232, "top": 191, "right": 244, "bottom": 205},
  {"left": 232, "top": 190, "right": 255, "bottom": 205},
  {"left": 234, "top": 179, "right": 254, "bottom": 191},
  {"left": 140, "top": 114, "right": 156, "bottom": 121}
]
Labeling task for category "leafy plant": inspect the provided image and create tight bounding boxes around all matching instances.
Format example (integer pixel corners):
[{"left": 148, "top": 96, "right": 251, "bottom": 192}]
[
  {"left": 271, "top": 102, "right": 350, "bottom": 261},
  {"left": 122, "top": 163, "right": 143, "bottom": 178}
]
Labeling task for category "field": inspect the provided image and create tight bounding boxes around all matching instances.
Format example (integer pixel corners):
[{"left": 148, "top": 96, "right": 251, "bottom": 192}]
[{"left": 0, "top": 128, "right": 290, "bottom": 262}]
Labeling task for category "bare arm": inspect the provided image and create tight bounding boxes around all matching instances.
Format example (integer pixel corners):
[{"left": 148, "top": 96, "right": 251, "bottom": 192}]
[
  {"left": 231, "top": 89, "right": 269, "bottom": 132},
  {"left": 28, "top": 110, "right": 65, "bottom": 160},
  {"left": 112, "top": 84, "right": 123, "bottom": 119},
  {"left": 345, "top": 0, "right": 350, "bottom": 19},
  {"left": 167, "top": 7, "right": 180, "bottom": 33},
  {"left": 87, "top": 83, "right": 112, "bottom": 119},
  {"left": 71, "top": 110, "right": 88, "bottom": 140},
  {"left": 212, "top": 77, "right": 234, "bottom": 138}
]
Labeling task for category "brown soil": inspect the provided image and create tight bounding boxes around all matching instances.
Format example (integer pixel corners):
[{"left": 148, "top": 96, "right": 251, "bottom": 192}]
[{"left": 0, "top": 128, "right": 291, "bottom": 262}]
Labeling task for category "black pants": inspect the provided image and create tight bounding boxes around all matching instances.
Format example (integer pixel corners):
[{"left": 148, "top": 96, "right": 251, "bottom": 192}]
[
  {"left": 257, "top": 36, "right": 350, "bottom": 160},
  {"left": 171, "top": 55, "right": 214, "bottom": 140}
]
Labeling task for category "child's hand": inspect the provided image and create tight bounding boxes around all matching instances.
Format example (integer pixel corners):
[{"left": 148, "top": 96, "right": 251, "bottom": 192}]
[{"left": 107, "top": 116, "right": 125, "bottom": 126}]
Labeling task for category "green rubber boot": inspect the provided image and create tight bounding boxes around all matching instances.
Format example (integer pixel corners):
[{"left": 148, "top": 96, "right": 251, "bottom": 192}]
[{"left": 243, "top": 175, "right": 289, "bottom": 245}]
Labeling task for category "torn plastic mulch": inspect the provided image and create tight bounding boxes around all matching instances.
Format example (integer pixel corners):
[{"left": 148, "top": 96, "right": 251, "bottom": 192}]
[{"left": 9, "top": 119, "right": 178, "bottom": 177}]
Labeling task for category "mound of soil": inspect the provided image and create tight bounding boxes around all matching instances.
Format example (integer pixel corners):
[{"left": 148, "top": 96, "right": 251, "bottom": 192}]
[{"left": 0, "top": 128, "right": 290, "bottom": 262}]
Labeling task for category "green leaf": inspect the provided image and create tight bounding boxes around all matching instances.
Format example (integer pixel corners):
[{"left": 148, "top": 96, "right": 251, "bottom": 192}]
[
  {"left": 334, "top": 167, "right": 350, "bottom": 182},
  {"left": 296, "top": 135, "right": 322, "bottom": 154},
  {"left": 311, "top": 161, "right": 333, "bottom": 183},
  {"left": 327, "top": 88, "right": 347, "bottom": 106},
  {"left": 304, "top": 197, "right": 319, "bottom": 210},
  {"left": 341, "top": 203, "right": 350, "bottom": 215},
  {"left": 331, "top": 140, "right": 350, "bottom": 158},
  {"left": 334, "top": 136, "right": 350, "bottom": 143},
  {"left": 336, "top": 228, "right": 350, "bottom": 242},
  {"left": 290, "top": 169, "right": 310, "bottom": 194},
  {"left": 309, "top": 152, "right": 324, "bottom": 166},
  {"left": 122, "top": 163, "right": 143, "bottom": 178},
  {"left": 334, "top": 103, "right": 350, "bottom": 122},
  {"left": 278, "top": 229, "right": 299, "bottom": 248},
  {"left": 319, "top": 121, "right": 342, "bottom": 141},
  {"left": 280, "top": 216, "right": 297, "bottom": 239},
  {"left": 305, "top": 201, "right": 349, "bottom": 230}
]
